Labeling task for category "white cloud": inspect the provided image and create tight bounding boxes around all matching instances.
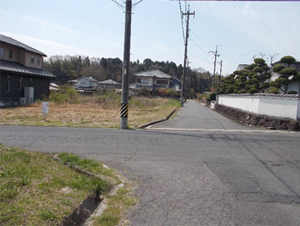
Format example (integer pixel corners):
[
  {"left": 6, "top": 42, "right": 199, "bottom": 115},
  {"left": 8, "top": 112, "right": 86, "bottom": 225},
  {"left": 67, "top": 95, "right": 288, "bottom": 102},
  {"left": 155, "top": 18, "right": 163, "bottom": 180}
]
[
  {"left": 24, "top": 16, "right": 76, "bottom": 34},
  {"left": 241, "top": 2, "right": 258, "bottom": 18}
]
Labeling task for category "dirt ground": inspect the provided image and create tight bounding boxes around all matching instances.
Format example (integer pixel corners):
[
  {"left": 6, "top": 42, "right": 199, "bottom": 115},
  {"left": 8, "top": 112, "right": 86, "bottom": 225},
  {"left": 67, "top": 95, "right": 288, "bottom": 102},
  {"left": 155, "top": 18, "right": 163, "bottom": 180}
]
[{"left": 0, "top": 97, "right": 178, "bottom": 128}]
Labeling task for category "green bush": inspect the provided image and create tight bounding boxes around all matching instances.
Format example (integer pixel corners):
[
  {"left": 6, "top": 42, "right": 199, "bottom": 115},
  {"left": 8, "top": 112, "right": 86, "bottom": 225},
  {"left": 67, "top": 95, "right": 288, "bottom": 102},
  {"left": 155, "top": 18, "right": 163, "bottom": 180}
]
[
  {"left": 238, "top": 90, "right": 247, "bottom": 94},
  {"left": 49, "top": 86, "right": 80, "bottom": 104},
  {"left": 166, "top": 89, "right": 177, "bottom": 97},
  {"left": 206, "top": 92, "right": 216, "bottom": 101},
  {"left": 249, "top": 88, "right": 257, "bottom": 94},
  {"left": 138, "top": 87, "right": 151, "bottom": 97},
  {"left": 288, "top": 91, "right": 298, "bottom": 94},
  {"left": 267, "top": 87, "right": 280, "bottom": 94}
]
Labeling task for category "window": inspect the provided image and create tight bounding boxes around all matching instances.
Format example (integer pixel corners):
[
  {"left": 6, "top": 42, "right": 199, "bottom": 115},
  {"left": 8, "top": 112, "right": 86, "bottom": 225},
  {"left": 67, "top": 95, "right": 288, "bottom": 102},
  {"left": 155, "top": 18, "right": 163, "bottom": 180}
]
[
  {"left": 17, "top": 80, "right": 22, "bottom": 90},
  {"left": 5, "top": 81, "right": 10, "bottom": 92},
  {"left": 141, "top": 78, "right": 148, "bottom": 84},
  {"left": 31, "top": 55, "right": 34, "bottom": 63},
  {"left": 9, "top": 50, "right": 12, "bottom": 59},
  {"left": 0, "top": 48, "right": 4, "bottom": 57},
  {"left": 157, "top": 80, "right": 168, "bottom": 85},
  {"left": 37, "top": 58, "right": 40, "bottom": 65}
]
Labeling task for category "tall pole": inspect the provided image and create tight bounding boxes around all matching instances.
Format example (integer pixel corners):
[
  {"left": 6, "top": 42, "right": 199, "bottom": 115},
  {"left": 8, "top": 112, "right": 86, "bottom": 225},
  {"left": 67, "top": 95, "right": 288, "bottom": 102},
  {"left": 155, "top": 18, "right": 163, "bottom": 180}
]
[
  {"left": 219, "top": 60, "right": 222, "bottom": 90},
  {"left": 120, "top": 0, "right": 132, "bottom": 129},
  {"left": 212, "top": 45, "right": 219, "bottom": 90},
  {"left": 181, "top": 7, "right": 195, "bottom": 106}
]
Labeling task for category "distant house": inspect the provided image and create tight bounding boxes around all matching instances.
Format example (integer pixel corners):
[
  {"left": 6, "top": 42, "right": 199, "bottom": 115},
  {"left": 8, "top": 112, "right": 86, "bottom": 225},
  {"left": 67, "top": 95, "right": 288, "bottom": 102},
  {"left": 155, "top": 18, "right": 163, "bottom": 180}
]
[
  {"left": 236, "top": 64, "right": 248, "bottom": 71},
  {"left": 49, "top": 83, "right": 59, "bottom": 91},
  {"left": 131, "top": 69, "right": 181, "bottom": 93},
  {"left": 75, "top": 77, "right": 99, "bottom": 90},
  {"left": 0, "top": 34, "right": 55, "bottom": 106},
  {"left": 98, "top": 79, "right": 121, "bottom": 91},
  {"left": 170, "top": 76, "right": 182, "bottom": 91},
  {"left": 68, "top": 79, "right": 78, "bottom": 88}
]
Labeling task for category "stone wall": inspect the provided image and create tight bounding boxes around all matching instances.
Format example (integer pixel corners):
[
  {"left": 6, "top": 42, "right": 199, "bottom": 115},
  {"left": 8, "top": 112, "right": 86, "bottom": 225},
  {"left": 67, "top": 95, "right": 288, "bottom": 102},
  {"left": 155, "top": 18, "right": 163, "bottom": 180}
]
[{"left": 215, "top": 104, "right": 299, "bottom": 131}]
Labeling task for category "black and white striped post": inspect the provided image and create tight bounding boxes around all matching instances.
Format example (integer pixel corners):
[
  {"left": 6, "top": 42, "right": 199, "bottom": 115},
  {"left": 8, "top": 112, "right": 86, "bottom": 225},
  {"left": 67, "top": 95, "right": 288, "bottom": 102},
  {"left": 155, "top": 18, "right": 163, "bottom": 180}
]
[{"left": 120, "top": 0, "right": 132, "bottom": 129}]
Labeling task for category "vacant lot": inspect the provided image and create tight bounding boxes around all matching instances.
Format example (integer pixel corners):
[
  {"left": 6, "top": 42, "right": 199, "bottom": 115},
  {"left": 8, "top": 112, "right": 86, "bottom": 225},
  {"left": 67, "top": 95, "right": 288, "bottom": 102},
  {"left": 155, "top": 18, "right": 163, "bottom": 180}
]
[{"left": 0, "top": 96, "right": 180, "bottom": 128}]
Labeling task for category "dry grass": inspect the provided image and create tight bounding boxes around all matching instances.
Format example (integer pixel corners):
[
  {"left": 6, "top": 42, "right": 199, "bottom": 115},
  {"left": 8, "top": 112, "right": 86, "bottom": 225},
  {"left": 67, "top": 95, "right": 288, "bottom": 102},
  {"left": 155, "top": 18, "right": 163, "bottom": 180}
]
[{"left": 0, "top": 96, "right": 180, "bottom": 128}]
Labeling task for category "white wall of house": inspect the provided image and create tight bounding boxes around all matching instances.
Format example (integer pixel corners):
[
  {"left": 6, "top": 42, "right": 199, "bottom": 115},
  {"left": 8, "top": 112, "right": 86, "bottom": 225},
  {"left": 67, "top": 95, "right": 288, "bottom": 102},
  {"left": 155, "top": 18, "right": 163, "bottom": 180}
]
[{"left": 217, "top": 94, "right": 300, "bottom": 121}]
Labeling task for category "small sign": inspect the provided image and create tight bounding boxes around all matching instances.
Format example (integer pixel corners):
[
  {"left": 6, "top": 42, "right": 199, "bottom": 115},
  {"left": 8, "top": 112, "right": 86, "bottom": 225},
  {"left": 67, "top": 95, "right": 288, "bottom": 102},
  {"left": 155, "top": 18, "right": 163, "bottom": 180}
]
[{"left": 42, "top": 102, "right": 49, "bottom": 119}]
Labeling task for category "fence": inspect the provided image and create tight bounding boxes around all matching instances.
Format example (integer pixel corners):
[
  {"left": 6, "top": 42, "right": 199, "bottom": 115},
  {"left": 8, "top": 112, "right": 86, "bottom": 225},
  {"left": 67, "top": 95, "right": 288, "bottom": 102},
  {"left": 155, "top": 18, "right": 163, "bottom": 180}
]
[{"left": 217, "top": 94, "right": 300, "bottom": 121}]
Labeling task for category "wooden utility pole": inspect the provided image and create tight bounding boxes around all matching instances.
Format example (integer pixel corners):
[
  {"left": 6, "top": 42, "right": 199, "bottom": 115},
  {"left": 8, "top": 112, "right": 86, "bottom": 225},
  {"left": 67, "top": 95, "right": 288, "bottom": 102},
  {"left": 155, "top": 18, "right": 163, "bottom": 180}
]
[
  {"left": 211, "top": 45, "right": 219, "bottom": 90},
  {"left": 219, "top": 60, "right": 222, "bottom": 90},
  {"left": 181, "top": 7, "right": 195, "bottom": 105},
  {"left": 120, "top": 0, "right": 132, "bottom": 129}
]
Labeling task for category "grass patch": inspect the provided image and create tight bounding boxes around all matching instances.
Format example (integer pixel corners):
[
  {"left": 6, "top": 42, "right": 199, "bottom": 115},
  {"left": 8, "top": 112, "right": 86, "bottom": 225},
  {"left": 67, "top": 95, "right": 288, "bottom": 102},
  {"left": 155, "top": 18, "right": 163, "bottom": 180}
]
[
  {"left": 94, "top": 186, "right": 138, "bottom": 226},
  {"left": 0, "top": 96, "right": 181, "bottom": 128},
  {"left": 0, "top": 145, "right": 121, "bottom": 225}
]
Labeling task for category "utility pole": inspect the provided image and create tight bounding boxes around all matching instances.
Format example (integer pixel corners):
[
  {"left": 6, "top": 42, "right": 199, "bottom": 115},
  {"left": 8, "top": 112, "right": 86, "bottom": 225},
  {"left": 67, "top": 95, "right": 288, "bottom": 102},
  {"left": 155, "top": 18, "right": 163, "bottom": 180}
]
[
  {"left": 209, "top": 45, "right": 220, "bottom": 90},
  {"left": 120, "top": 0, "right": 132, "bottom": 129},
  {"left": 219, "top": 60, "right": 222, "bottom": 90},
  {"left": 181, "top": 6, "right": 195, "bottom": 106}
]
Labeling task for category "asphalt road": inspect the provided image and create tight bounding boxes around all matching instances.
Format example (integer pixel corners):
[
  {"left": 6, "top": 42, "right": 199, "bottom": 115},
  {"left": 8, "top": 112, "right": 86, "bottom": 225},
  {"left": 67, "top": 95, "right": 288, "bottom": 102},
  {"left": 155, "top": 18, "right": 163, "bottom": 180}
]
[{"left": 1, "top": 100, "right": 300, "bottom": 225}]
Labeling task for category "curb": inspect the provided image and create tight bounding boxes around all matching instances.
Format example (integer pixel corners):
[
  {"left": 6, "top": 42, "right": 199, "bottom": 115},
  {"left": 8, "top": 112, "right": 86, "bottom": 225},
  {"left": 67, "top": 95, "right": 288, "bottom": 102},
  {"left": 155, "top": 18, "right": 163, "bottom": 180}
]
[
  {"left": 137, "top": 109, "right": 177, "bottom": 129},
  {"left": 84, "top": 173, "right": 125, "bottom": 226},
  {"left": 52, "top": 156, "right": 126, "bottom": 226}
]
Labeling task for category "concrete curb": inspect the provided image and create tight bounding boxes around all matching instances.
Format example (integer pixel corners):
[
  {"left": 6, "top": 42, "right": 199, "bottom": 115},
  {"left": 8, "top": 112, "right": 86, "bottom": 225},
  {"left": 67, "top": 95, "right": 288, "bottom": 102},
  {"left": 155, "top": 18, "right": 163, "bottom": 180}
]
[
  {"left": 84, "top": 174, "right": 125, "bottom": 226},
  {"left": 52, "top": 156, "right": 126, "bottom": 226},
  {"left": 137, "top": 108, "right": 177, "bottom": 129}
]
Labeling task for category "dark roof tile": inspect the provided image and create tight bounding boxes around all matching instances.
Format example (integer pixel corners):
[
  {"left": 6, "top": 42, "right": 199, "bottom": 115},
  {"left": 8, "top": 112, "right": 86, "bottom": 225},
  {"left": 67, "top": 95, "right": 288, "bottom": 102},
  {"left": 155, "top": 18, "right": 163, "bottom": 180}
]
[
  {"left": 0, "top": 34, "right": 46, "bottom": 56},
  {"left": 0, "top": 59, "right": 55, "bottom": 78}
]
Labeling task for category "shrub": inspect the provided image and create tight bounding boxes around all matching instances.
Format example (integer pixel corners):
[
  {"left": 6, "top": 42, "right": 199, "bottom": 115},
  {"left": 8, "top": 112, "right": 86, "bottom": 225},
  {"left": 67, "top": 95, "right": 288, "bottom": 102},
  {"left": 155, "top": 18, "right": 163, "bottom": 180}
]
[
  {"left": 157, "top": 88, "right": 167, "bottom": 97},
  {"left": 206, "top": 92, "right": 216, "bottom": 101},
  {"left": 249, "top": 88, "right": 257, "bottom": 94},
  {"left": 288, "top": 91, "right": 298, "bottom": 94},
  {"left": 166, "top": 89, "right": 177, "bottom": 97},
  {"left": 267, "top": 87, "right": 280, "bottom": 94},
  {"left": 49, "top": 86, "right": 80, "bottom": 104},
  {"left": 138, "top": 87, "right": 151, "bottom": 97},
  {"left": 238, "top": 90, "right": 247, "bottom": 94}
]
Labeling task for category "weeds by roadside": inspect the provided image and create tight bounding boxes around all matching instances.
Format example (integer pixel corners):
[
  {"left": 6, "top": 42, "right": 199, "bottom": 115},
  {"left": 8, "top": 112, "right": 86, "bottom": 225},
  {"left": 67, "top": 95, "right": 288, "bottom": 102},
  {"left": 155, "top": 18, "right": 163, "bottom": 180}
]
[{"left": 0, "top": 144, "right": 135, "bottom": 226}]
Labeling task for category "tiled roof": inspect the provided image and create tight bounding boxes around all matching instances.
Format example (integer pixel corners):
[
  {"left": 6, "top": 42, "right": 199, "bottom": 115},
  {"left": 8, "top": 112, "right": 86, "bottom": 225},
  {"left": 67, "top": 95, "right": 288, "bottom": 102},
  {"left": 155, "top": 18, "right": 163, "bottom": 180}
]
[
  {"left": 219, "top": 93, "right": 300, "bottom": 98},
  {"left": 78, "top": 77, "right": 99, "bottom": 82},
  {"left": 0, "top": 34, "right": 46, "bottom": 56},
  {"left": 134, "top": 69, "right": 171, "bottom": 79},
  {"left": 0, "top": 59, "right": 55, "bottom": 78},
  {"left": 99, "top": 79, "right": 121, "bottom": 85}
]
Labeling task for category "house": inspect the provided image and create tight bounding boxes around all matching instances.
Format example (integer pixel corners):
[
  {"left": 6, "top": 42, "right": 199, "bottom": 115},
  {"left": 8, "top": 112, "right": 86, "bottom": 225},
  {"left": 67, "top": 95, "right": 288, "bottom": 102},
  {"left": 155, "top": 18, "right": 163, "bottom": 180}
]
[
  {"left": 236, "top": 64, "right": 248, "bottom": 71},
  {"left": 75, "top": 77, "right": 99, "bottom": 90},
  {"left": 0, "top": 34, "right": 55, "bottom": 106},
  {"left": 131, "top": 69, "right": 181, "bottom": 93},
  {"left": 49, "top": 83, "right": 59, "bottom": 91},
  {"left": 68, "top": 79, "right": 78, "bottom": 88},
  {"left": 98, "top": 79, "right": 121, "bottom": 91},
  {"left": 170, "top": 76, "right": 182, "bottom": 91},
  {"left": 271, "top": 61, "right": 300, "bottom": 94}
]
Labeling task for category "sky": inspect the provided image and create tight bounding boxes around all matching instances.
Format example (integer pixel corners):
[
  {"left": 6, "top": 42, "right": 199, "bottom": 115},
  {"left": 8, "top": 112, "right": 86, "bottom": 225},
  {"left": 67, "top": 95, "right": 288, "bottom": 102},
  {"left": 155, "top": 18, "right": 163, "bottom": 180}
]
[{"left": 0, "top": 0, "right": 300, "bottom": 76}]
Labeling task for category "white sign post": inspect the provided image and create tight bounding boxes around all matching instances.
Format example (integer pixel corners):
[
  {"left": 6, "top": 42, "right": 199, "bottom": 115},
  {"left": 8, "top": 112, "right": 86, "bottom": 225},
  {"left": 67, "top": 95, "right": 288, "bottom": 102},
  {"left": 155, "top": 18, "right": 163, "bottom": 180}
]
[{"left": 42, "top": 102, "right": 49, "bottom": 119}]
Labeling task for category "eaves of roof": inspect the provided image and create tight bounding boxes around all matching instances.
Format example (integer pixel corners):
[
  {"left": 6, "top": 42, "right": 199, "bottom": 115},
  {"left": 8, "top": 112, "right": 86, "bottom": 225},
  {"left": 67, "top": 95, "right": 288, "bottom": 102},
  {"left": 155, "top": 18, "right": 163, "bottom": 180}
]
[
  {"left": 134, "top": 69, "right": 171, "bottom": 79},
  {"left": 0, "top": 60, "right": 55, "bottom": 78},
  {"left": 79, "top": 77, "right": 99, "bottom": 82},
  {"left": 98, "top": 79, "right": 121, "bottom": 85},
  {"left": 0, "top": 34, "right": 47, "bottom": 56}
]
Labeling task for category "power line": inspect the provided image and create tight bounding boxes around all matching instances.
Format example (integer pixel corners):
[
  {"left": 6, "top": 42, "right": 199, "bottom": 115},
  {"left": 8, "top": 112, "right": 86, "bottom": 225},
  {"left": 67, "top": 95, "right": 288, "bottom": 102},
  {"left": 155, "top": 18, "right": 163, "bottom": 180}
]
[{"left": 178, "top": 0, "right": 186, "bottom": 45}]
